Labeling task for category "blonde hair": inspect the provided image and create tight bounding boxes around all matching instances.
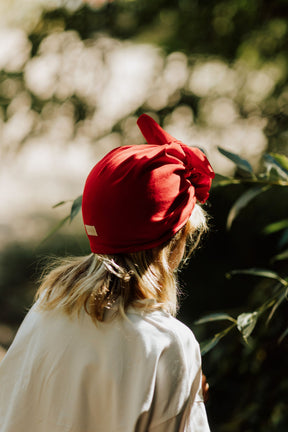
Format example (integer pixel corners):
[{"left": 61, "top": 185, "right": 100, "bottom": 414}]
[{"left": 35, "top": 204, "right": 208, "bottom": 321}]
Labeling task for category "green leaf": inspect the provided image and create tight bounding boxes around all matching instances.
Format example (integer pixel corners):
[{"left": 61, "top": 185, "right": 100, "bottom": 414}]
[
  {"left": 217, "top": 147, "right": 254, "bottom": 175},
  {"left": 237, "top": 312, "right": 258, "bottom": 340},
  {"left": 269, "top": 153, "right": 288, "bottom": 173},
  {"left": 262, "top": 219, "right": 288, "bottom": 234},
  {"left": 278, "top": 229, "right": 288, "bottom": 249},
  {"left": 211, "top": 173, "right": 236, "bottom": 188},
  {"left": 38, "top": 215, "right": 70, "bottom": 246},
  {"left": 200, "top": 335, "right": 223, "bottom": 356},
  {"left": 228, "top": 268, "right": 286, "bottom": 284},
  {"left": 268, "top": 167, "right": 286, "bottom": 182},
  {"left": 272, "top": 249, "right": 288, "bottom": 262},
  {"left": 267, "top": 292, "right": 287, "bottom": 323},
  {"left": 264, "top": 154, "right": 288, "bottom": 181},
  {"left": 52, "top": 200, "right": 70, "bottom": 209},
  {"left": 195, "top": 313, "right": 236, "bottom": 325},
  {"left": 226, "top": 185, "right": 268, "bottom": 230},
  {"left": 70, "top": 195, "right": 83, "bottom": 222},
  {"left": 199, "top": 322, "right": 237, "bottom": 355},
  {"left": 278, "top": 327, "right": 288, "bottom": 344}
]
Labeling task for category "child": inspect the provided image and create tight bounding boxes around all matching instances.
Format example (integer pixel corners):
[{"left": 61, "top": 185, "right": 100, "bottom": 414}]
[{"left": 0, "top": 114, "right": 214, "bottom": 431}]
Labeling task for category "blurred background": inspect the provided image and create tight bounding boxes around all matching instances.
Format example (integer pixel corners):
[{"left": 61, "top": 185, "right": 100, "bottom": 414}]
[{"left": 0, "top": 0, "right": 288, "bottom": 430}]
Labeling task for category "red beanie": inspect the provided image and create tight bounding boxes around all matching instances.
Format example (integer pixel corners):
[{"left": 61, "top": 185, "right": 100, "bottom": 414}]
[{"left": 82, "top": 114, "right": 214, "bottom": 254}]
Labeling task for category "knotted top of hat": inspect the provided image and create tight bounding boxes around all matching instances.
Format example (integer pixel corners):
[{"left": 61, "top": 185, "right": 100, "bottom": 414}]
[{"left": 82, "top": 114, "right": 214, "bottom": 254}]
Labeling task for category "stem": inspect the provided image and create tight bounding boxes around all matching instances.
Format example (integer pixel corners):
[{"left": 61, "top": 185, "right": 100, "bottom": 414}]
[
  {"left": 217, "top": 178, "right": 288, "bottom": 187},
  {"left": 214, "top": 322, "right": 237, "bottom": 339}
]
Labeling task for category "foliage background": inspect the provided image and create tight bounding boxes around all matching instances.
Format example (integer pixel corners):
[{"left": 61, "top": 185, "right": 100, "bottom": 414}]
[{"left": 0, "top": 0, "right": 288, "bottom": 430}]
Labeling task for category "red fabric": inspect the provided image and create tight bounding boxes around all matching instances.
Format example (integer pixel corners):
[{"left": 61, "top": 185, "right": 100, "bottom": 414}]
[{"left": 82, "top": 114, "right": 214, "bottom": 254}]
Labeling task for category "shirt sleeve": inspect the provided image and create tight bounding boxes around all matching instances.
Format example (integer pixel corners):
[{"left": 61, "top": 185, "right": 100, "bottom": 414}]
[
  {"left": 148, "top": 399, "right": 210, "bottom": 432},
  {"left": 185, "top": 399, "right": 211, "bottom": 432},
  {"left": 179, "top": 361, "right": 211, "bottom": 431},
  {"left": 147, "top": 317, "right": 211, "bottom": 432}
]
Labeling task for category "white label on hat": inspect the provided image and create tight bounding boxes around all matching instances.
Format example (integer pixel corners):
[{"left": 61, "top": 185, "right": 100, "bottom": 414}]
[{"left": 85, "top": 225, "right": 98, "bottom": 236}]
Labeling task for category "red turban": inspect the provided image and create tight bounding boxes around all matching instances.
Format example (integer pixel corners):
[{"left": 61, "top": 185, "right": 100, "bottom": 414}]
[{"left": 82, "top": 114, "right": 214, "bottom": 254}]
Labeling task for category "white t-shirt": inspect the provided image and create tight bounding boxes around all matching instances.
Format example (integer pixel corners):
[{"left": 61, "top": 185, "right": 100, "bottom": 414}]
[{"left": 0, "top": 304, "right": 210, "bottom": 432}]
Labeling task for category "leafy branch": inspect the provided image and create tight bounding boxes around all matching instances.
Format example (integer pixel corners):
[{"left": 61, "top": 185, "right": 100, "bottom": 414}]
[
  {"left": 196, "top": 269, "right": 288, "bottom": 355},
  {"left": 197, "top": 148, "right": 288, "bottom": 355},
  {"left": 213, "top": 148, "right": 288, "bottom": 230},
  {"left": 40, "top": 195, "right": 83, "bottom": 245}
]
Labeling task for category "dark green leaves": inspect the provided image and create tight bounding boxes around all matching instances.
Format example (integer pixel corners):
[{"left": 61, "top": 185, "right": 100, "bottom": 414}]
[
  {"left": 228, "top": 268, "right": 287, "bottom": 284},
  {"left": 197, "top": 267, "right": 288, "bottom": 354},
  {"left": 264, "top": 154, "right": 288, "bottom": 182},
  {"left": 199, "top": 322, "right": 237, "bottom": 355},
  {"left": 226, "top": 185, "right": 269, "bottom": 230},
  {"left": 269, "top": 153, "right": 288, "bottom": 172},
  {"left": 211, "top": 173, "right": 236, "bottom": 188},
  {"left": 216, "top": 148, "right": 288, "bottom": 186},
  {"left": 217, "top": 147, "right": 254, "bottom": 176},
  {"left": 228, "top": 268, "right": 288, "bottom": 290},
  {"left": 195, "top": 312, "right": 236, "bottom": 325},
  {"left": 70, "top": 195, "right": 83, "bottom": 222},
  {"left": 236, "top": 312, "right": 258, "bottom": 341},
  {"left": 195, "top": 313, "right": 237, "bottom": 355},
  {"left": 41, "top": 195, "right": 83, "bottom": 245},
  {"left": 214, "top": 149, "right": 288, "bottom": 230},
  {"left": 272, "top": 249, "right": 288, "bottom": 262},
  {"left": 263, "top": 219, "right": 288, "bottom": 234},
  {"left": 279, "top": 327, "right": 288, "bottom": 344},
  {"left": 200, "top": 334, "right": 225, "bottom": 356},
  {"left": 39, "top": 215, "right": 70, "bottom": 246},
  {"left": 52, "top": 201, "right": 67, "bottom": 208},
  {"left": 52, "top": 195, "right": 83, "bottom": 222}
]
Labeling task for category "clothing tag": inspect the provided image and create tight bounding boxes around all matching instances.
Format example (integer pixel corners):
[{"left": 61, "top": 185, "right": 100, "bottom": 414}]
[{"left": 85, "top": 225, "right": 98, "bottom": 236}]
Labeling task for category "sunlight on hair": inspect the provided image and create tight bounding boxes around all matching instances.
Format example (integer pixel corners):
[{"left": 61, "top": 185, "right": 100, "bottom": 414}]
[
  {"left": 189, "top": 204, "right": 207, "bottom": 232},
  {"left": 35, "top": 208, "right": 208, "bottom": 322}
]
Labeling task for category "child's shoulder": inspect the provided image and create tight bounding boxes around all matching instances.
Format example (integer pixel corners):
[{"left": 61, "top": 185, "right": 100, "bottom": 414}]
[{"left": 126, "top": 308, "right": 199, "bottom": 352}]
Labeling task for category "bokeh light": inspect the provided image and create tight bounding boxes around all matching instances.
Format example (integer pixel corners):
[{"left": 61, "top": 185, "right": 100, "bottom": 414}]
[{"left": 0, "top": 0, "right": 287, "bottom": 249}]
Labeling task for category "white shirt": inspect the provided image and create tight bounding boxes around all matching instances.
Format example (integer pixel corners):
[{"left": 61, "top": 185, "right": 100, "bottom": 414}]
[{"left": 0, "top": 304, "right": 210, "bottom": 432}]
